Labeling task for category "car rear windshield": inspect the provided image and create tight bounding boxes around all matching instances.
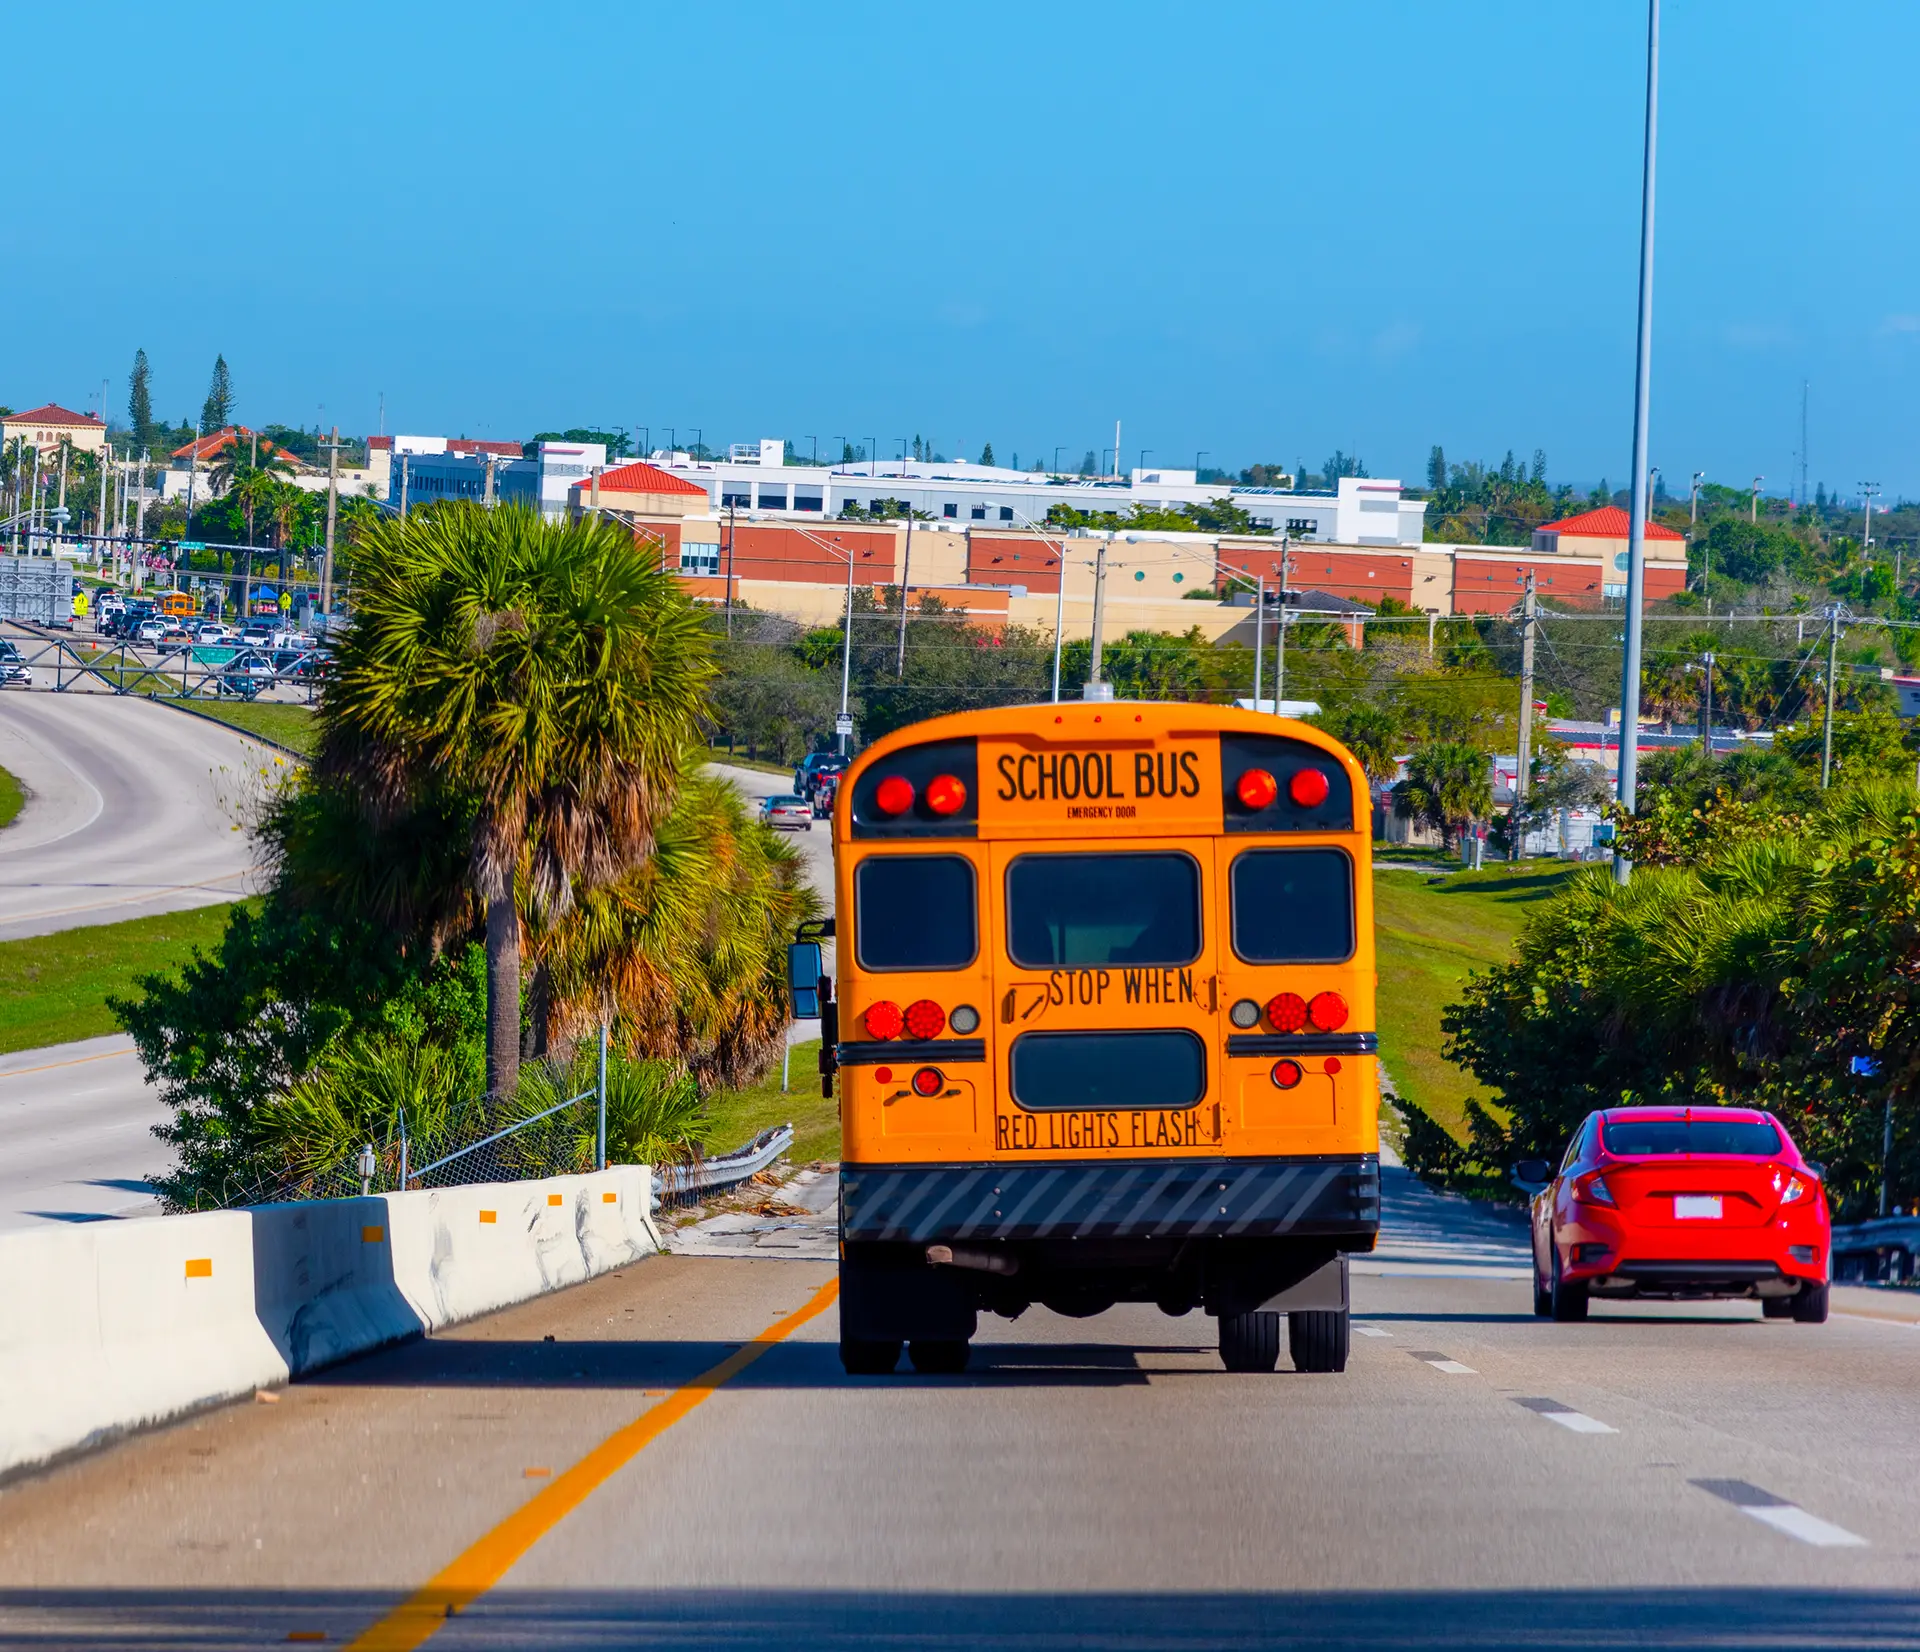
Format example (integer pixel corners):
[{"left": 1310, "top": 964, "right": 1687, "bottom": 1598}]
[
  {"left": 1230, "top": 848, "right": 1354, "bottom": 963},
  {"left": 1005, "top": 852, "right": 1200, "bottom": 968},
  {"left": 1009, "top": 1029, "right": 1206, "bottom": 1112},
  {"left": 1602, "top": 1119, "right": 1784, "bottom": 1157},
  {"left": 855, "top": 854, "right": 976, "bottom": 971}
]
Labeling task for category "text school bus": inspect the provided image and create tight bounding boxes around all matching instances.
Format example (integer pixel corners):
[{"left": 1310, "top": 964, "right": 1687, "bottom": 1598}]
[{"left": 789, "top": 702, "right": 1381, "bottom": 1377}]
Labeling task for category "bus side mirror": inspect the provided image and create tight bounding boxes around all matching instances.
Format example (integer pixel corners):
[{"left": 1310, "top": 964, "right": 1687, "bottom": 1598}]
[{"left": 787, "top": 941, "right": 823, "bottom": 1019}]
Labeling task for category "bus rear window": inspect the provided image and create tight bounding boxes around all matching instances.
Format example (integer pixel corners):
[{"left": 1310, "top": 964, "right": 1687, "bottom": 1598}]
[
  {"left": 1006, "top": 852, "right": 1200, "bottom": 968},
  {"left": 1230, "top": 849, "right": 1354, "bottom": 963},
  {"left": 1010, "top": 1030, "right": 1206, "bottom": 1112},
  {"left": 854, "top": 855, "right": 976, "bottom": 971},
  {"left": 1602, "top": 1119, "right": 1784, "bottom": 1157}
]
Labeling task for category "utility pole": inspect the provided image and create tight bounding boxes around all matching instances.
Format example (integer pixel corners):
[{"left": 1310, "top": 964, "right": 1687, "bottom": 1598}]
[
  {"left": 1690, "top": 470, "right": 1704, "bottom": 526},
  {"left": 399, "top": 452, "right": 410, "bottom": 518},
  {"left": 1613, "top": 0, "right": 1661, "bottom": 889},
  {"left": 319, "top": 427, "right": 343, "bottom": 622},
  {"left": 1515, "top": 571, "right": 1538, "bottom": 861},
  {"left": 1700, "top": 650, "right": 1715, "bottom": 754},
  {"left": 1085, "top": 534, "right": 1113, "bottom": 699},
  {"left": 1274, "top": 538, "right": 1295, "bottom": 711},
  {"left": 483, "top": 450, "right": 497, "bottom": 507},
  {"left": 1252, "top": 571, "right": 1265, "bottom": 708},
  {"left": 1751, "top": 476, "right": 1763, "bottom": 524},
  {"left": 724, "top": 503, "right": 737, "bottom": 639},
  {"left": 1112, "top": 420, "right": 1121, "bottom": 480},
  {"left": 1821, "top": 604, "right": 1842, "bottom": 790},
  {"left": 837, "top": 538, "right": 855, "bottom": 751},
  {"left": 1861, "top": 482, "right": 1880, "bottom": 556},
  {"left": 895, "top": 512, "right": 915, "bottom": 677}
]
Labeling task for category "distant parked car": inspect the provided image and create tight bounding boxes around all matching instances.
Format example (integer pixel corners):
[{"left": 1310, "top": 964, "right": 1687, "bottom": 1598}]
[
  {"left": 239, "top": 624, "right": 274, "bottom": 649},
  {"left": 761, "top": 793, "right": 814, "bottom": 832},
  {"left": 794, "top": 750, "right": 850, "bottom": 793}
]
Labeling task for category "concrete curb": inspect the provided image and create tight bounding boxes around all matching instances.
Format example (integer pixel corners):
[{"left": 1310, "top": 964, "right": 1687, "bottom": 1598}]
[{"left": 0, "top": 1165, "right": 661, "bottom": 1481}]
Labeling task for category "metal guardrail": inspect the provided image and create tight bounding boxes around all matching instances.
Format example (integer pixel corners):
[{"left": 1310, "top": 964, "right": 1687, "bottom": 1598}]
[
  {"left": 654, "top": 1124, "right": 794, "bottom": 1199},
  {"left": 1831, "top": 1215, "right": 1920, "bottom": 1284}
]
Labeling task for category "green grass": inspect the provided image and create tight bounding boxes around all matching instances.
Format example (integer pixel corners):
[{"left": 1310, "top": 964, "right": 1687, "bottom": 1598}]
[
  {"left": 171, "top": 700, "right": 318, "bottom": 755},
  {"left": 701, "top": 1040, "right": 840, "bottom": 1164},
  {"left": 1373, "top": 862, "right": 1575, "bottom": 1137},
  {"left": 705, "top": 746, "right": 796, "bottom": 778},
  {"left": 0, "top": 902, "right": 242, "bottom": 1054},
  {"left": 0, "top": 764, "right": 22, "bottom": 832}
]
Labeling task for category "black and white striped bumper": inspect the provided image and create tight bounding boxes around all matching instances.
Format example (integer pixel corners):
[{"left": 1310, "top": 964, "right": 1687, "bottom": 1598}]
[{"left": 840, "top": 1155, "right": 1380, "bottom": 1244}]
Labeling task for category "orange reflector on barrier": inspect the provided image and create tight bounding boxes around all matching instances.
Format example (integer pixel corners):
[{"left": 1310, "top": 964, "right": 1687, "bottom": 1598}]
[
  {"left": 602, "top": 1192, "right": 617, "bottom": 1204},
  {"left": 547, "top": 1194, "right": 563, "bottom": 1207},
  {"left": 361, "top": 1226, "right": 385, "bottom": 1243},
  {"left": 184, "top": 1258, "right": 212, "bottom": 1279},
  {"left": 479, "top": 1210, "right": 497, "bottom": 1223}
]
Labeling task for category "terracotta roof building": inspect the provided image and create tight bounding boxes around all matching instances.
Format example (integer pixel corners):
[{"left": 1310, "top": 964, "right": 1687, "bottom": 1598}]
[
  {"left": 170, "top": 425, "right": 301, "bottom": 468},
  {"left": 3, "top": 403, "right": 107, "bottom": 455}
]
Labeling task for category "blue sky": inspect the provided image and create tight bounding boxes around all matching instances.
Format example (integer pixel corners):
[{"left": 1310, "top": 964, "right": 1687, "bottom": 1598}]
[{"left": 8, "top": 1, "right": 1916, "bottom": 497}]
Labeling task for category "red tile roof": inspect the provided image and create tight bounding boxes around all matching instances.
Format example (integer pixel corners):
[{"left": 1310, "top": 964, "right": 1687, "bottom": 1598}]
[
  {"left": 170, "top": 425, "right": 300, "bottom": 465},
  {"left": 1538, "top": 505, "right": 1683, "bottom": 541},
  {"left": 448, "top": 439, "right": 522, "bottom": 458},
  {"left": 368, "top": 436, "right": 392, "bottom": 450},
  {"left": 594, "top": 461, "right": 709, "bottom": 498},
  {"left": 7, "top": 402, "right": 104, "bottom": 428}
]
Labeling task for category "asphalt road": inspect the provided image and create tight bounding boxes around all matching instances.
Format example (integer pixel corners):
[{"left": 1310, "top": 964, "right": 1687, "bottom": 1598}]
[
  {"left": 710, "top": 759, "right": 836, "bottom": 917},
  {"left": 0, "top": 692, "right": 262, "bottom": 941},
  {"left": 3, "top": 1172, "right": 1919, "bottom": 1649},
  {"left": 0, "top": 1035, "right": 165, "bottom": 1230}
]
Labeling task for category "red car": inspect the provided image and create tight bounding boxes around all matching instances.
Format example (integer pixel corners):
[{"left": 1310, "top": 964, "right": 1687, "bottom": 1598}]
[{"left": 1519, "top": 1106, "right": 1830, "bottom": 1323}]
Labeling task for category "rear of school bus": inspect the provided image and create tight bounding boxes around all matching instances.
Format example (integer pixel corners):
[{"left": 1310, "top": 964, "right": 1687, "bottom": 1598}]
[{"left": 825, "top": 703, "right": 1380, "bottom": 1375}]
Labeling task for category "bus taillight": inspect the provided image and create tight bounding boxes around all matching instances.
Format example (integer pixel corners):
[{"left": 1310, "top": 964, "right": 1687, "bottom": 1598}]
[
  {"left": 1265, "top": 992, "right": 1308, "bottom": 1033},
  {"left": 1236, "top": 768, "right": 1278, "bottom": 810},
  {"left": 1289, "top": 768, "right": 1331, "bottom": 807},
  {"left": 1270, "top": 1059, "right": 1304, "bottom": 1089},
  {"left": 904, "top": 999, "right": 946, "bottom": 1039},
  {"left": 874, "top": 776, "right": 916, "bottom": 816},
  {"left": 864, "top": 1001, "right": 904, "bottom": 1038},
  {"left": 1308, "top": 991, "right": 1349, "bottom": 1031},
  {"left": 924, "top": 774, "right": 968, "bottom": 816},
  {"left": 911, "top": 1067, "right": 945, "bottom": 1096}
]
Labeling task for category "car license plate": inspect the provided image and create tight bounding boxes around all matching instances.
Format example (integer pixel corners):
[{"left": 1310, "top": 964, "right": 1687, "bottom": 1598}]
[{"left": 1674, "top": 1195, "right": 1722, "bottom": 1220}]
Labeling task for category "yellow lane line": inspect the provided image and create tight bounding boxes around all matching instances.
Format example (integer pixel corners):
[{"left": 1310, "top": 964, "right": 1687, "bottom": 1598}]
[
  {"left": 2, "top": 871, "right": 258, "bottom": 925},
  {"left": 0, "top": 1047, "right": 136, "bottom": 1081},
  {"left": 346, "top": 1275, "right": 840, "bottom": 1652}
]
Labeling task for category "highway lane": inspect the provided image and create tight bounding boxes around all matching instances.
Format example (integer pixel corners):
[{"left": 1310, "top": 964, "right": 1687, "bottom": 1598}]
[
  {"left": 710, "top": 759, "right": 835, "bottom": 917},
  {"left": 3, "top": 1173, "right": 1920, "bottom": 1648},
  {"left": 0, "top": 1035, "right": 165, "bottom": 1230},
  {"left": 0, "top": 692, "right": 263, "bottom": 941}
]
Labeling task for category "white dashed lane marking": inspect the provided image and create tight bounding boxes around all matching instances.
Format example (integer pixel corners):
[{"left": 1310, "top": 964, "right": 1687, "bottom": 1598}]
[
  {"left": 1407, "top": 1349, "right": 1477, "bottom": 1375},
  {"left": 1513, "top": 1396, "right": 1618, "bottom": 1434},
  {"left": 1692, "top": 1479, "right": 1868, "bottom": 1548},
  {"left": 1354, "top": 1325, "right": 1393, "bottom": 1338}
]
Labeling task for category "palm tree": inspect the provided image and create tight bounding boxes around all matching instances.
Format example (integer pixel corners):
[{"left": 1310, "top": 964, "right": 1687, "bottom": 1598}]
[
  {"left": 1393, "top": 740, "right": 1492, "bottom": 849},
  {"left": 317, "top": 503, "right": 714, "bottom": 1098},
  {"left": 211, "top": 430, "right": 296, "bottom": 615}
]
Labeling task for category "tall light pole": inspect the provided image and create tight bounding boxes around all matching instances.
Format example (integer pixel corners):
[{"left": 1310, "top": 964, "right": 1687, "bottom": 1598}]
[
  {"left": 1613, "top": 0, "right": 1661, "bottom": 889},
  {"left": 1689, "top": 470, "right": 1704, "bottom": 526},
  {"left": 1273, "top": 537, "right": 1295, "bottom": 710},
  {"left": 1861, "top": 482, "right": 1880, "bottom": 556},
  {"left": 1751, "top": 475, "right": 1763, "bottom": 524}
]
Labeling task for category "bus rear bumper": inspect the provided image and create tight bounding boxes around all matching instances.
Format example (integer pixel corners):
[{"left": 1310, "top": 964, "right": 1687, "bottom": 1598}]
[{"left": 840, "top": 1154, "right": 1380, "bottom": 1244}]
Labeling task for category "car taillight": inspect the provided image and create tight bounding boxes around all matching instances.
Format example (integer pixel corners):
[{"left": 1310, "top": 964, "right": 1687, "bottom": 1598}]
[
  {"left": 863, "top": 1000, "right": 903, "bottom": 1039},
  {"left": 1236, "top": 768, "right": 1278, "bottom": 809},
  {"left": 911, "top": 1067, "right": 944, "bottom": 1097},
  {"left": 904, "top": 999, "right": 946, "bottom": 1039},
  {"left": 924, "top": 773, "right": 967, "bottom": 816},
  {"left": 1307, "top": 991, "right": 1348, "bottom": 1032},
  {"left": 874, "top": 776, "right": 915, "bottom": 816},
  {"left": 1270, "top": 1059, "right": 1303, "bottom": 1089},
  {"left": 1781, "top": 1175, "right": 1809, "bottom": 1205},
  {"left": 1289, "top": 768, "right": 1330, "bottom": 807},
  {"left": 1574, "top": 1172, "right": 1615, "bottom": 1208},
  {"left": 1265, "top": 992, "right": 1308, "bottom": 1033}
]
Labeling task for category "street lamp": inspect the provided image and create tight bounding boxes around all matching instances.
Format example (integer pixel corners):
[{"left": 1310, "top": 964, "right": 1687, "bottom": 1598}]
[
  {"left": 785, "top": 523, "right": 871, "bottom": 752},
  {"left": 1751, "top": 475, "right": 1764, "bottom": 524},
  {"left": 1860, "top": 482, "right": 1880, "bottom": 554},
  {"left": 1689, "top": 470, "right": 1705, "bottom": 526}
]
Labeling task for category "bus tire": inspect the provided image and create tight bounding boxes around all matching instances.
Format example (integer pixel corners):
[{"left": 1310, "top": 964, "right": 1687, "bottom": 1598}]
[
  {"left": 840, "top": 1337, "right": 902, "bottom": 1375},
  {"left": 908, "top": 1338, "right": 971, "bottom": 1374},
  {"left": 1791, "top": 1283, "right": 1830, "bottom": 1324},
  {"left": 1218, "top": 1311, "right": 1282, "bottom": 1372},
  {"left": 1288, "top": 1308, "right": 1350, "bottom": 1373}
]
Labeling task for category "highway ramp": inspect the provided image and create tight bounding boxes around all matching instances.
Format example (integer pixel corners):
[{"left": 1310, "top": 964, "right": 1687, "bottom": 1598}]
[
  {"left": 0, "top": 693, "right": 263, "bottom": 942},
  {"left": 0, "top": 1170, "right": 1916, "bottom": 1648}
]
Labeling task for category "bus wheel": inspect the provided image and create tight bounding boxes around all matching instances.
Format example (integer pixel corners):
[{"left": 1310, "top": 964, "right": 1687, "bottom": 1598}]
[
  {"left": 840, "top": 1337, "right": 902, "bottom": 1375},
  {"left": 1218, "top": 1311, "right": 1281, "bottom": 1373},
  {"left": 908, "top": 1338, "right": 971, "bottom": 1374},
  {"left": 1289, "top": 1308, "right": 1350, "bottom": 1373}
]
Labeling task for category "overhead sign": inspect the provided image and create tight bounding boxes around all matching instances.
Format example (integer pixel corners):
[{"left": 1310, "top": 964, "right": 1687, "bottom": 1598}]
[{"left": 179, "top": 541, "right": 206, "bottom": 551}]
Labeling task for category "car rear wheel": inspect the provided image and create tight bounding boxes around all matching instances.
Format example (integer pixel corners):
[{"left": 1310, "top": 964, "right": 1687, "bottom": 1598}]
[
  {"left": 1289, "top": 1308, "right": 1350, "bottom": 1373},
  {"left": 1791, "top": 1282, "right": 1830, "bottom": 1324},
  {"left": 1532, "top": 1264, "right": 1553, "bottom": 1318},
  {"left": 840, "top": 1337, "right": 902, "bottom": 1375},
  {"left": 1550, "top": 1245, "right": 1588, "bottom": 1322},
  {"left": 1218, "top": 1310, "right": 1282, "bottom": 1372},
  {"left": 1762, "top": 1296, "right": 1793, "bottom": 1319}
]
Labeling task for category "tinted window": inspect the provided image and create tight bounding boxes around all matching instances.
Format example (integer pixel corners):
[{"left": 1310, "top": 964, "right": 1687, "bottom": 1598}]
[
  {"left": 1010, "top": 1030, "right": 1206, "bottom": 1112},
  {"left": 1602, "top": 1119, "right": 1784, "bottom": 1157},
  {"left": 1006, "top": 853, "right": 1200, "bottom": 968},
  {"left": 855, "top": 856, "right": 976, "bottom": 971},
  {"left": 1230, "top": 849, "right": 1354, "bottom": 963}
]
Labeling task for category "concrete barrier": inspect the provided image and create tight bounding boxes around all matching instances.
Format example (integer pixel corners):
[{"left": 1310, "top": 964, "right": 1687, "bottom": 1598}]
[{"left": 0, "top": 1166, "right": 661, "bottom": 1480}]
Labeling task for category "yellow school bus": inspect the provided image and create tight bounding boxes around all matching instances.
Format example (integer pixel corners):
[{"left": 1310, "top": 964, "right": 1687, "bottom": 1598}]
[{"left": 803, "top": 701, "right": 1380, "bottom": 1376}]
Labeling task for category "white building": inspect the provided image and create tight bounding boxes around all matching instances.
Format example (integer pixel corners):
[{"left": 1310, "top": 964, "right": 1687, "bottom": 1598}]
[
  {"left": 378, "top": 438, "right": 607, "bottom": 520},
  {"left": 641, "top": 441, "right": 1427, "bottom": 547}
]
